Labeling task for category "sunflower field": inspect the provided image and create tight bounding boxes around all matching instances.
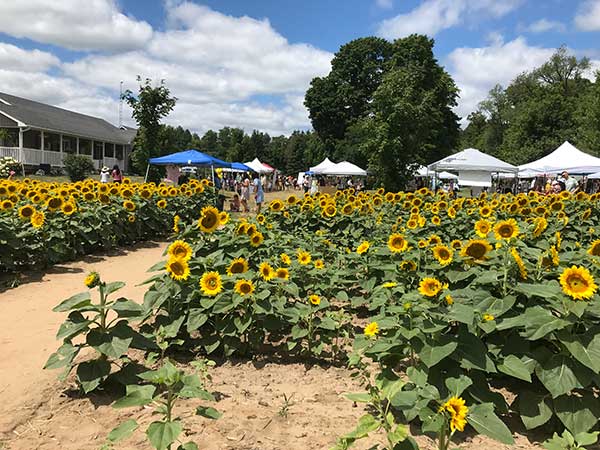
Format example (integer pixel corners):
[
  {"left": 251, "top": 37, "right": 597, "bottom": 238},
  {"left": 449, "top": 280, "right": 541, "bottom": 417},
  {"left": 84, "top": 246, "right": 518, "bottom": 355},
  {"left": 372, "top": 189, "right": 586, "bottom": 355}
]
[
  {"left": 0, "top": 177, "right": 216, "bottom": 275},
  {"left": 48, "top": 187, "right": 600, "bottom": 449}
]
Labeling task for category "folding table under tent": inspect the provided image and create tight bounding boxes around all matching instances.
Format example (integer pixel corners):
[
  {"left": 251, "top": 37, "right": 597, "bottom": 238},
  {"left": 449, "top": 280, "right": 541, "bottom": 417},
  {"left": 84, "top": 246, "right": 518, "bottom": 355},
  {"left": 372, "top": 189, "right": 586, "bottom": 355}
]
[
  {"left": 321, "top": 161, "right": 367, "bottom": 176},
  {"left": 428, "top": 148, "right": 518, "bottom": 195},
  {"left": 518, "top": 141, "right": 600, "bottom": 175}
]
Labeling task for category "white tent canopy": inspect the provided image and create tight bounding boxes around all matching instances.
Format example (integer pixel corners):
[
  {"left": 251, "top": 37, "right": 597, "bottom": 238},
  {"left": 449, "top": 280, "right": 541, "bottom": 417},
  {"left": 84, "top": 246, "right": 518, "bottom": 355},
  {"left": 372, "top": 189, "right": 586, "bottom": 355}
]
[
  {"left": 309, "top": 157, "right": 337, "bottom": 174},
  {"left": 428, "top": 148, "right": 518, "bottom": 173},
  {"left": 588, "top": 171, "right": 600, "bottom": 179},
  {"left": 244, "top": 157, "right": 274, "bottom": 174},
  {"left": 438, "top": 171, "right": 458, "bottom": 180},
  {"left": 518, "top": 141, "right": 600, "bottom": 175},
  {"left": 321, "top": 161, "right": 367, "bottom": 176}
]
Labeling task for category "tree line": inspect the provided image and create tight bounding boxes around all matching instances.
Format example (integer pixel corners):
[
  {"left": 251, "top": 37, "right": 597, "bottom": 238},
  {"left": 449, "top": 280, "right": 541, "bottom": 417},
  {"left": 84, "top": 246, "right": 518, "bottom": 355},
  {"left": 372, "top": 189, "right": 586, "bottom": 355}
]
[{"left": 126, "top": 39, "right": 598, "bottom": 190}]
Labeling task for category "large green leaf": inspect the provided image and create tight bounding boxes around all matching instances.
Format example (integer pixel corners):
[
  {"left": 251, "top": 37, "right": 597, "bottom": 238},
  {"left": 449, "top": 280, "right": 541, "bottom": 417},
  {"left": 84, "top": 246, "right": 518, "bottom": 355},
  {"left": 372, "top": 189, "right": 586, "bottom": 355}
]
[
  {"left": 53, "top": 291, "right": 92, "bottom": 312},
  {"left": 535, "top": 355, "right": 586, "bottom": 398},
  {"left": 417, "top": 338, "right": 457, "bottom": 368},
  {"left": 186, "top": 308, "right": 208, "bottom": 332},
  {"left": 558, "top": 330, "right": 600, "bottom": 373},
  {"left": 455, "top": 332, "right": 496, "bottom": 372},
  {"left": 104, "top": 281, "right": 126, "bottom": 296},
  {"left": 554, "top": 393, "right": 600, "bottom": 435},
  {"left": 86, "top": 329, "right": 132, "bottom": 359},
  {"left": 518, "top": 391, "right": 553, "bottom": 430},
  {"left": 43, "top": 342, "right": 80, "bottom": 370},
  {"left": 196, "top": 406, "right": 222, "bottom": 420},
  {"left": 76, "top": 358, "right": 111, "bottom": 393},
  {"left": 497, "top": 306, "right": 571, "bottom": 340},
  {"left": 107, "top": 419, "right": 138, "bottom": 443},
  {"left": 498, "top": 355, "right": 532, "bottom": 382},
  {"left": 445, "top": 374, "right": 472, "bottom": 397},
  {"left": 111, "top": 298, "right": 144, "bottom": 319},
  {"left": 56, "top": 311, "right": 92, "bottom": 340},
  {"left": 113, "top": 384, "right": 156, "bottom": 408},
  {"left": 146, "top": 421, "right": 182, "bottom": 450},
  {"left": 468, "top": 403, "right": 514, "bottom": 445},
  {"left": 343, "top": 414, "right": 380, "bottom": 439}
]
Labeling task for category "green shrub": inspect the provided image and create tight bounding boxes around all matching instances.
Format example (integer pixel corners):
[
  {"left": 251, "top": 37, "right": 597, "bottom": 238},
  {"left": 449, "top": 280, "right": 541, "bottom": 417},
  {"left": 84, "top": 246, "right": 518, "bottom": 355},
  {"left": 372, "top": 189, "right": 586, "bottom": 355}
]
[{"left": 63, "top": 154, "right": 96, "bottom": 181}]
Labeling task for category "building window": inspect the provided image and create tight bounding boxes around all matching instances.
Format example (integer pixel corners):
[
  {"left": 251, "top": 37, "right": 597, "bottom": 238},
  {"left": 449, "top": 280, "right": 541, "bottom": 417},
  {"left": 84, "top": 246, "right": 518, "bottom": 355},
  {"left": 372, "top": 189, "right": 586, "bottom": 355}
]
[
  {"left": 93, "top": 141, "right": 103, "bottom": 160},
  {"left": 115, "top": 144, "right": 124, "bottom": 160},
  {"left": 23, "top": 129, "right": 41, "bottom": 149},
  {"left": 105, "top": 143, "right": 115, "bottom": 157},
  {"left": 44, "top": 132, "right": 60, "bottom": 152},
  {"left": 62, "top": 135, "right": 77, "bottom": 154},
  {"left": 79, "top": 139, "right": 92, "bottom": 155},
  {"left": 0, "top": 128, "right": 18, "bottom": 146}
]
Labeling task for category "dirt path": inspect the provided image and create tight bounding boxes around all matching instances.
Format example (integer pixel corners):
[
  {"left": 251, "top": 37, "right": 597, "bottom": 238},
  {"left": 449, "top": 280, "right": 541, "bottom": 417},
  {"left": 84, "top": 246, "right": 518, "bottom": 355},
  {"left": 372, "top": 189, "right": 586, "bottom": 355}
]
[{"left": 0, "top": 241, "right": 168, "bottom": 437}]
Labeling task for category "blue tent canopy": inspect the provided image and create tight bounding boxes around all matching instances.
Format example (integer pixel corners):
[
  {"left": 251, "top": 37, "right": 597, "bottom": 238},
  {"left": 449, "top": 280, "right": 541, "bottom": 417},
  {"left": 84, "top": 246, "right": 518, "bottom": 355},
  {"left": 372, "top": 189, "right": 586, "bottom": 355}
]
[
  {"left": 230, "top": 162, "right": 252, "bottom": 171},
  {"left": 148, "top": 149, "right": 231, "bottom": 168}
]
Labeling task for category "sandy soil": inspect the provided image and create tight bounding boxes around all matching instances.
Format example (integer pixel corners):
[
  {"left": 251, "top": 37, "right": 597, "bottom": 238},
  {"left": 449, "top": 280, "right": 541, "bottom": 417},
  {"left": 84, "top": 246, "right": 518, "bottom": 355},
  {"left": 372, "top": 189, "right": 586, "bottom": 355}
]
[{"left": 0, "top": 236, "right": 544, "bottom": 450}]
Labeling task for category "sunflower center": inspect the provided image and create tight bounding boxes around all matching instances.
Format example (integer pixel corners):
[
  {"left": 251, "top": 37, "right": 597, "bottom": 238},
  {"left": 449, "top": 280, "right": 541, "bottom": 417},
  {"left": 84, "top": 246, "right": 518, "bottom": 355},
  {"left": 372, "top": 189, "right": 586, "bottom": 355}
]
[
  {"left": 567, "top": 275, "right": 587, "bottom": 292},
  {"left": 467, "top": 243, "right": 486, "bottom": 259}
]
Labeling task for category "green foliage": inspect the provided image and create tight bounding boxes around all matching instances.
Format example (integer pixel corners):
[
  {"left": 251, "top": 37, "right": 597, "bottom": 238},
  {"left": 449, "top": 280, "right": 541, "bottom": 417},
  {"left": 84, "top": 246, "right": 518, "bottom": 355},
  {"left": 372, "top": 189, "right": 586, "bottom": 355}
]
[
  {"left": 305, "top": 34, "right": 459, "bottom": 190},
  {"left": 44, "top": 275, "right": 148, "bottom": 393},
  {"left": 461, "top": 46, "right": 597, "bottom": 164},
  {"left": 62, "top": 154, "right": 95, "bottom": 182},
  {"left": 543, "top": 430, "right": 599, "bottom": 450},
  {"left": 123, "top": 76, "right": 177, "bottom": 177}
]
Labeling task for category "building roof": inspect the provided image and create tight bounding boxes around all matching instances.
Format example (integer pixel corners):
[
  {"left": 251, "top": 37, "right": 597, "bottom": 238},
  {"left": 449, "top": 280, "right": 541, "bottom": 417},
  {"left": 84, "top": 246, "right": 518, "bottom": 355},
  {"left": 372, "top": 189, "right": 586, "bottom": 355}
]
[{"left": 0, "top": 91, "right": 134, "bottom": 145}]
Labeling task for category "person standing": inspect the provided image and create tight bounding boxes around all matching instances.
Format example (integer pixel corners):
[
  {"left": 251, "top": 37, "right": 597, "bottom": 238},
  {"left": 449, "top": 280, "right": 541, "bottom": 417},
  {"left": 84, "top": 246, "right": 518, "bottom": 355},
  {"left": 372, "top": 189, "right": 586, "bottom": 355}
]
[
  {"left": 253, "top": 174, "right": 264, "bottom": 213},
  {"left": 100, "top": 166, "right": 110, "bottom": 183},
  {"left": 111, "top": 164, "right": 123, "bottom": 183},
  {"left": 560, "top": 171, "right": 578, "bottom": 193},
  {"left": 241, "top": 176, "right": 250, "bottom": 212}
]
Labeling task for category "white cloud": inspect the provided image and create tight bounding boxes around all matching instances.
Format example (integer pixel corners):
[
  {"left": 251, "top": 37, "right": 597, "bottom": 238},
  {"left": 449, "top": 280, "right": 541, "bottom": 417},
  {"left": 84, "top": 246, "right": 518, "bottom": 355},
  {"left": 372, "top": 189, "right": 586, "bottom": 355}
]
[
  {"left": 375, "top": 0, "right": 393, "bottom": 9},
  {"left": 575, "top": 0, "right": 600, "bottom": 31},
  {"left": 524, "top": 18, "right": 566, "bottom": 33},
  {"left": 0, "top": 43, "right": 59, "bottom": 72},
  {"left": 446, "top": 37, "right": 554, "bottom": 120},
  {"left": 0, "top": 0, "right": 153, "bottom": 51},
  {"left": 377, "top": 0, "right": 522, "bottom": 39},
  {"left": 0, "top": 2, "right": 333, "bottom": 137}
]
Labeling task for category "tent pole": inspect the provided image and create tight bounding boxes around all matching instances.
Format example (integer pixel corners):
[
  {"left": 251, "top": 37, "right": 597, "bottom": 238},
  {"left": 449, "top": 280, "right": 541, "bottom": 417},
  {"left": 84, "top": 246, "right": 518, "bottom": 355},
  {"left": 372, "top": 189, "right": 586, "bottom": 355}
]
[{"left": 144, "top": 164, "right": 150, "bottom": 183}]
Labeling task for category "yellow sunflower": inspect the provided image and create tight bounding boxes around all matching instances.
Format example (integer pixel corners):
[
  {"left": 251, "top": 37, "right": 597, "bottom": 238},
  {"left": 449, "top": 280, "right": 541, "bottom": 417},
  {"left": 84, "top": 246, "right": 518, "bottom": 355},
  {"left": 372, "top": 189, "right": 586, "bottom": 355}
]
[
  {"left": 172, "top": 215, "right": 180, "bottom": 233},
  {"left": 269, "top": 199, "right": 285, "bottom": 212},
  {"left": 227, "top": 257, "right": 249, "bottom": 275},
  {"left": 128, "top": 214, "right": 136, "bottom": 223},
  {"left": 587, "top": 240, "right": 600, "bottom": 257},
  {"left": 249, "top": 231, "right": 264, "bottom": 247},
  {"left": 400, "top": 260, "right": 417, "bottom": 271},
  {"left": 382, "top": 282, "right": 398, "bottom": 288},
  {"left": 479, "top": 206, "right": 492, "bottom": 217},
  {"left": 388, "top": 233, "right": 408, "bottom": 253},
  {"left": 460, "top": 239, "right": 492, "bottom": 261},
  {"left": 157, "top": 199, "right": 167, "bottom": 209},
  {"left": 123, "top": 200, "right": 136, "bottom": 212},
  {"left": 432, "top": 245, "right": 453, "bottom": 266},
  {"left": 341, "top": 203, "right": 354, "bottom": 215},
  {"left": 532, "top": 216, "right": 548, "bottom": 238},
  {"left": 493, "top": 218, "right": 519, "bottom": 240},
  {"left": 280, "top": 253, "right": 292, "bottom": 265},
  {"left": 364, "top": 321, "right": 379, "bottom": 337},
  {"left": 30, "top": 211, "right": 45, "bottom": 228},
  {"left": 418, "top": 277, "right": 444, "bottom": 297},
  {"left": 314, "top": 259, "right": 325, "bottom": 270},
  {"left": 219, "top": 211, "right": 230, "bottom": 225},
  {"left": 167, "top": 240, "right": 193, "bottom": 261},
  {"left": 441, "top": 397, "right": 468, "bottom": 433},
  {"left": 559, "top": 266, "right": 597, "bottom": 300},
  {"left": 234, "top": 279, "right": 255, "bottom": 296},
  {"left": 18, "top": 204, "right": 35, "bottom": 220},
  {"left": 356, "top": 241, "right": 370, "bottom": 255},
  {"left": 46, "top": 196, "right": 63, "bottom": 211},
  {"left": 166, "top": 258, "right": 190, "bottom": 281},
  {"left": 61, "top": 202, "right": 76, "bottom": 216},
  {"left": 450, "top": 239, "right": 462, "bottom": 249},
  {"left": 276, "top": 267, "right": 289, "bottom": 280},
  {"left": 259, "top": 262, "right": 275, "bottom": 281},
  {"left": 474, "top": 219, "right": 491, "bottom": 238},
  {"left": 297, "top": 250, "right": 312, "bottom": 265},
  {"left": 200, "top": 271, "right": 223, "bottom": 297},
  {"left": 84, "top": 271, "right": 100, "bottom": 288},
  {"left": 510, "top": 247, "right": 527, "bottom": 280},
  {"left": 309, "top": 294, "right": 321, "bottom": 305},
  {"left": 199, "top": 206, "right": 220, "bottom": 233}
]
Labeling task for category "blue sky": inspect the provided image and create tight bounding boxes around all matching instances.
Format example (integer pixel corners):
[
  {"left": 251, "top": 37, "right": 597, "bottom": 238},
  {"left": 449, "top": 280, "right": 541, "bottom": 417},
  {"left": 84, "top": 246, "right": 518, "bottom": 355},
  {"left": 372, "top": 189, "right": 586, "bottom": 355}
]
[{"left": 0, "top": 0, "right": 599, "bottom": 135}]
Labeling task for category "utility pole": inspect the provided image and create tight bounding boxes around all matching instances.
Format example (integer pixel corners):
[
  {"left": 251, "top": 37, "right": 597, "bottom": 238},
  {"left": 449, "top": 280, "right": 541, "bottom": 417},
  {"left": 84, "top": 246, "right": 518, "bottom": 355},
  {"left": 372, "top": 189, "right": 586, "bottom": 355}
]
[{"left": 118, "top": 81, "right": 123, "bottom": 128}]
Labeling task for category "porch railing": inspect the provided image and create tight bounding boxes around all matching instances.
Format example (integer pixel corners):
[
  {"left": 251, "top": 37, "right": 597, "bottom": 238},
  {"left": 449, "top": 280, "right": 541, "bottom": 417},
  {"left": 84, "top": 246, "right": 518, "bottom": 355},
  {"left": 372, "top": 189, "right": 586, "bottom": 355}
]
[{"left": 0, "top": 147, "right": 123, "bottom": 170}]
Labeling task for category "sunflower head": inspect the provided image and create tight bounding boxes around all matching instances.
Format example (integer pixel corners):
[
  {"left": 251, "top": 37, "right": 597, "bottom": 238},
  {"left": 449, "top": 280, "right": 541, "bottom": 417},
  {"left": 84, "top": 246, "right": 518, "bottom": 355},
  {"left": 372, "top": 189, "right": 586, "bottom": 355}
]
[
  {"left": 309, "top": 294, "right": 321, "bottom": 305},
  {"left": 84, "top": 271, "right": 101, "bottom": 289},
  {"left": 297, "top": 250, "right": 312, "bottom": 265},
  {"left": 200, "top": 271, "right": 223, "bottom": 297},
  {"left": 364, "top": 322, "right": 379, "bottom": 337},
  {"left": 441, "top": 396, "right": 468, "bottom": 433},
  {"left": 18, "top": 205, "right": 35, "bottom": 219},
  {"left": 432, "top": 245, "right": 453, "bottom": 266},
  {"left": 30, "top": 211, "right": 45, "bottom": 228},
  {"left": 168, "top": 240, "right": 193, "bottom": 261},
  {"left": 588, "top": 240, "right": 600, "bottom": 257},
  {"left": 227, "top": 257, "right": 249, "bottom": 275},
  {"left": 219, "top": 211, "right": 230, "bottom": 225},
  {"left": 559, "top": 265, "right": 598, "bottom": 300},
  {"left": 269, "top": 199, "right": 284, "bottom": 212},
  {"left": 494, "top": 218, "right": 519, "bottom": 240},
  {"left": 280, "top": 253, "right": 291, "bottom": 265},
  {"left": 474, "top": 219, "right": 491, "bottom": 238},
  {"left": 356, "top": 241, "right": 370, "bottom": 255},
  {"left": 314, "top": 259, "right": 325, "bottom": 270},
  {"left": 234, "top": 279, "right": 255, "bottom": 296},
  {"left": 418, "top": 277, "right": 444, "bottom": 297},
  {"left": 157, "top": 199, "right": 167, "bottom": 209},
  {"left": 460, "top": 239, "right": 492, "bottom": 261},
  {"left": 166, "top": 258, "right": 190, "bottom": 281},
  {"left": 250, "top": 231, "right": 264, "bottom": 247},
  {"left": 199, "top": 206, "right": 220, "bottom": 233},
  {"left": 388, "top": 233, "right": 408, "bottom": 253},
  {"left": 276, "top": 267, "right": 289, "bottom": 280},
  {"left": 259, "top": 262, "right": 275, "bottom": 281}
]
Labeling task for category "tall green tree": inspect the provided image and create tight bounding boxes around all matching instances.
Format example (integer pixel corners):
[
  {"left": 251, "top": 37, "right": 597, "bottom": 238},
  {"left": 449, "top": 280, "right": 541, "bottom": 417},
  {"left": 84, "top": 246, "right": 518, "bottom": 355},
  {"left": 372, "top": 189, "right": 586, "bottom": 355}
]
[{"left": 123, "top": 76, "right": 177, "bottom": 176}]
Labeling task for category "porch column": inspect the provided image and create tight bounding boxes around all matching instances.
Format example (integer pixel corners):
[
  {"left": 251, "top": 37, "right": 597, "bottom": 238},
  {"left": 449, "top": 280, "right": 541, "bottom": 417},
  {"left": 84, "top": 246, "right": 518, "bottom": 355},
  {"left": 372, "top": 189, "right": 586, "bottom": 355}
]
[
  {"left": 18, "top": 127, "right": 23, "bottom": 164},
  {"left": 40, "top": 130, "right": 45, "bottom": 164},
  {"left": 76, "top": 137, "right": 80, "bottom": 154},
  {"left": 102, "top": 141, "right": 105, "bottom": 165},
  {"left": 59, "top": 133, "right": 63, "bottom": 167}
]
